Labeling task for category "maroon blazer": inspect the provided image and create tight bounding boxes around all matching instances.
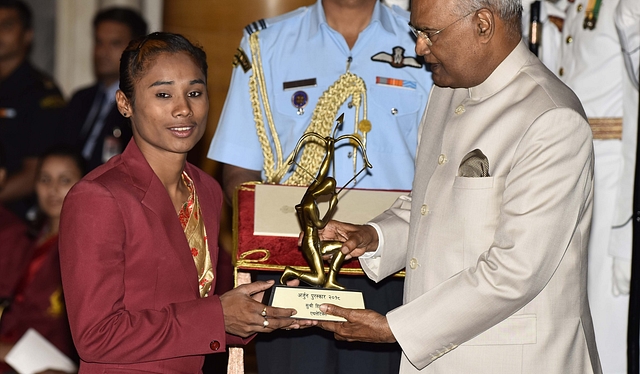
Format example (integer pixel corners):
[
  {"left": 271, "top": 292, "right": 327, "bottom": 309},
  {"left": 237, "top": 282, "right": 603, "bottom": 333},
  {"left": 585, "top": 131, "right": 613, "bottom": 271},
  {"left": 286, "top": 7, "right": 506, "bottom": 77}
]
[
  {"left": 59, "top": 139, "right": 246, "bottom": 373},
  {"left": 0, "top": 235, "right": 75, "bottom": 360},
  {"left": 0, "top": 206, "right": 32, "bottom": 294}
]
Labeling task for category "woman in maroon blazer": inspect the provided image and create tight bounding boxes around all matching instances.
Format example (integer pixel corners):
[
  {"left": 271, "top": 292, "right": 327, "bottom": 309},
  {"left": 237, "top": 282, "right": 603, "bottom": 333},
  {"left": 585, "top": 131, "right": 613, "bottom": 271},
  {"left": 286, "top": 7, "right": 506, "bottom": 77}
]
[{"left": 59, "top": 32, "right": 302, "bottom": 373}]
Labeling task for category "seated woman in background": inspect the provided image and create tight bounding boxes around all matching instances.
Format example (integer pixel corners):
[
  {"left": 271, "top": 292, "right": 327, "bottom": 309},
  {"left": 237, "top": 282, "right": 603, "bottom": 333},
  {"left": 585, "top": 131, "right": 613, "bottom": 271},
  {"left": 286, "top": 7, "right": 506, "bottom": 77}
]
[
  {"left": 0, "top": 146, "right": 85, "bottom": 370},
  {"left": 58, "top": 32, "right": 305, "bottom": 373}
]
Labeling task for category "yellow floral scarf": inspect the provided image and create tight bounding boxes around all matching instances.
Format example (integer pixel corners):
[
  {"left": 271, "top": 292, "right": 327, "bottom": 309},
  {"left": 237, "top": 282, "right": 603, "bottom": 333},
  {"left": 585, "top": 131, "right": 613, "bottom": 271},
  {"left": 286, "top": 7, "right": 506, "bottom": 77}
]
[{"left": 178, "top": 172, "right": 214, "bottom": 298}]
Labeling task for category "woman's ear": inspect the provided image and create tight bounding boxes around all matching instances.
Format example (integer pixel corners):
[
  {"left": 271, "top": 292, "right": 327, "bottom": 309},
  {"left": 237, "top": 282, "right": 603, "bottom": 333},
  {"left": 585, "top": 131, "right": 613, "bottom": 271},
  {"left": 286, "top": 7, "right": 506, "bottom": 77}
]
[{"left": 115, "top": 90, "right": 131, "bottom": 118}]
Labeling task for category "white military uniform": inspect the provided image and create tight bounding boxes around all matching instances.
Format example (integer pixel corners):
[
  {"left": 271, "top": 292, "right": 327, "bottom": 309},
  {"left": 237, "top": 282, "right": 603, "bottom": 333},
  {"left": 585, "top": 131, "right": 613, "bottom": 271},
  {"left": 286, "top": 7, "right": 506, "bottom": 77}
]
[
  {"left": 615, "top": 0, "right": 640, "bottom": 90},
  {"left": 556, "top": 0, "right": 639, "bottom": 372}
]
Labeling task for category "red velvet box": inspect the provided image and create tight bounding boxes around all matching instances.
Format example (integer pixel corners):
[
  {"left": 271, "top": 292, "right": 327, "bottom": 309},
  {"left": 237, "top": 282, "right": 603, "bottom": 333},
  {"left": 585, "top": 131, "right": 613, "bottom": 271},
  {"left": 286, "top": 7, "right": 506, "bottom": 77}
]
[{"left": 232, "top": 183, "right": 371, "bottom": 275}]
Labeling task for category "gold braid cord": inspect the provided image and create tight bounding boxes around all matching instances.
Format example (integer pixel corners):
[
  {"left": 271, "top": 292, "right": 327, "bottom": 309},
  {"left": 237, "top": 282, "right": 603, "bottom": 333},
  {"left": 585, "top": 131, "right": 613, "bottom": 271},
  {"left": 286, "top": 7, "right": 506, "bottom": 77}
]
[
  {"left": 248, "top": 32, "right": 367, "bottom": 186},
  {"left": 249, "top": 32, "right": 282, "bottom": 183}
]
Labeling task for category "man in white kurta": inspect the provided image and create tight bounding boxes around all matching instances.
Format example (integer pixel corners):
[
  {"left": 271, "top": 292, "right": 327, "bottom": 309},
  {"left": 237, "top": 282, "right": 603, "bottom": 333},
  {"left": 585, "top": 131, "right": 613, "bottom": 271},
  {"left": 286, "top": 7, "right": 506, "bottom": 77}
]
[
  {"left": 315, "top": 0, "right": 602, "bottom": 372},
  {"left": 358, "top": 40, "right": 600, "bottom": 373}
]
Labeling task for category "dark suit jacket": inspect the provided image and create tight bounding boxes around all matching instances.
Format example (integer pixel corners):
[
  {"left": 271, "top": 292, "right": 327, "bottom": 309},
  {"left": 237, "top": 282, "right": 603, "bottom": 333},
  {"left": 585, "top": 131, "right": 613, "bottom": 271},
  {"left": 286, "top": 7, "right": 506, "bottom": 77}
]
[
  {"left": 64, "top": 84, "right": 132, "bottom": 171},
  {"left": 59, "top": 139, "right": 246, "bottom": 373}
]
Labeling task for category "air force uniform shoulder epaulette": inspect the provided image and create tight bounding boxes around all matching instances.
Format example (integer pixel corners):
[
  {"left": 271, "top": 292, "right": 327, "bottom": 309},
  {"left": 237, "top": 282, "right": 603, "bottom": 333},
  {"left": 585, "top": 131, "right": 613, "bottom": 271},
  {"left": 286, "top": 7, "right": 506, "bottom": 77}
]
[
  {"left": 236, "top": 7, "right": 310, "bottom": 72},
  {"left": 244, "top": 18, "right": 268, "bottom": 35}
]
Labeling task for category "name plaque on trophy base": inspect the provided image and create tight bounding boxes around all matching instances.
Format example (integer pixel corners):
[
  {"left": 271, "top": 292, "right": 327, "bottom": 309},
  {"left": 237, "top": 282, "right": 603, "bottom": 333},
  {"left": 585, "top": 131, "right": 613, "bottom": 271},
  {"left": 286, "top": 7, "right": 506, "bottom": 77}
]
[{"left": 263, "top": 285, "right": 365, "bottom": 322}]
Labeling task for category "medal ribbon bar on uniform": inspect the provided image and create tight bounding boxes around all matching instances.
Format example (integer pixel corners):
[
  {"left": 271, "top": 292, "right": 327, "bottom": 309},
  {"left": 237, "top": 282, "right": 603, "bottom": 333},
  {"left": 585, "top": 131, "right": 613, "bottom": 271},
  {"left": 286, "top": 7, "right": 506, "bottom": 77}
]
[{"left": 376, "top": 76, "right": 417, "bottom": 89}]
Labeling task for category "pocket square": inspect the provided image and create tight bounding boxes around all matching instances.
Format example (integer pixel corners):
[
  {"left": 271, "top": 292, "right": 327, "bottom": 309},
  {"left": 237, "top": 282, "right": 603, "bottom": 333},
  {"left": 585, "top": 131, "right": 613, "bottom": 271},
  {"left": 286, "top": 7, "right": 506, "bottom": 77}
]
[{"left": 458, "top": 149, "right": 490, "bottom": 177}]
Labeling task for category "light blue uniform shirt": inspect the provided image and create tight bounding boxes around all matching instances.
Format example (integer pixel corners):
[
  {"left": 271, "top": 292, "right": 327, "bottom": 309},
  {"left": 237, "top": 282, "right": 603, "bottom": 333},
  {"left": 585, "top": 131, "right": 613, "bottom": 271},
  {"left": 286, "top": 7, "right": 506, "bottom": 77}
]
[{"left": 208, "top": 0, "right": 433, "bottom": 190}]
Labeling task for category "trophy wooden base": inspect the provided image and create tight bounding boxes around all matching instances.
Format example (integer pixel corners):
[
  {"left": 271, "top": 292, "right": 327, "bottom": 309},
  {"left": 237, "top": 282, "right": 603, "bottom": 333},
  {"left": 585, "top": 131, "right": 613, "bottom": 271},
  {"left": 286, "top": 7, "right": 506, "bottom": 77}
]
[{"left": 263, "top": 285, "right": 365, "bottom": 322}]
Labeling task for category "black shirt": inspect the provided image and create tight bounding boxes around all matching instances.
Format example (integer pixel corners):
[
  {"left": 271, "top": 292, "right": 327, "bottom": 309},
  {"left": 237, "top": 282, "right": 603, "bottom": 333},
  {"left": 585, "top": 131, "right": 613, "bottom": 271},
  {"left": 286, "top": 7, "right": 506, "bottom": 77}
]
[{"left": 0, "top": 61, "right": 66, "bottom": 218}]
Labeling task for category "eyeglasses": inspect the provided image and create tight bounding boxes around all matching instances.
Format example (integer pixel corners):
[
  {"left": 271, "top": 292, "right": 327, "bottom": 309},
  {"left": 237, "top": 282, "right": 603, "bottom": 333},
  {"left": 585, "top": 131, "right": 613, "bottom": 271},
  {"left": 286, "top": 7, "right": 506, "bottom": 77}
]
[{"left": 409, "top": 10, "right": 476, "bottom": 46}]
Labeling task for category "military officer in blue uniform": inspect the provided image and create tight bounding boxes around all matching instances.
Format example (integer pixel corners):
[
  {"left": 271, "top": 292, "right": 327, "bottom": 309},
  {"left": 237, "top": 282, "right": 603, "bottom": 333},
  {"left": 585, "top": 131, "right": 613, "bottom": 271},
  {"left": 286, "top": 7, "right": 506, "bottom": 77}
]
[{"left": 208, "top": 0, "right": 433, "bottom": 373}]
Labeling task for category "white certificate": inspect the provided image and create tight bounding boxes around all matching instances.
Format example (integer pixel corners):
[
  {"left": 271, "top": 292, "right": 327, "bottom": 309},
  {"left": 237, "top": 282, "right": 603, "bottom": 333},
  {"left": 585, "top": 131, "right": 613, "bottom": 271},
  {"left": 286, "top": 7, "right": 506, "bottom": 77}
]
[
  {"left": 254, "top": 184, "right": 405, "bottom": 237},
  {"left": 5, "top": 328, "right": 77, "bottom": 374}
]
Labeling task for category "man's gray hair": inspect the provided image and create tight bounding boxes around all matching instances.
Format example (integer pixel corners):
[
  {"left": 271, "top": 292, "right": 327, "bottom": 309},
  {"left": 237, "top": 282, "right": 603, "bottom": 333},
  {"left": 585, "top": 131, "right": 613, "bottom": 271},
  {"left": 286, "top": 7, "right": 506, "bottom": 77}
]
[{"left": 457, "top": 0, "right": 523, "bottom": 37}]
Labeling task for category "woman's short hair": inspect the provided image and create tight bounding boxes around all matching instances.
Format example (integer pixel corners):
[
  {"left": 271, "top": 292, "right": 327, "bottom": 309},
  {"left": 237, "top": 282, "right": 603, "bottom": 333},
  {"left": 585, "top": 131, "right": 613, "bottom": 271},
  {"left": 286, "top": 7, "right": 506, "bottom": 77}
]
[{"left": 119, "top": 32, "right": 208, "bottom": 106}]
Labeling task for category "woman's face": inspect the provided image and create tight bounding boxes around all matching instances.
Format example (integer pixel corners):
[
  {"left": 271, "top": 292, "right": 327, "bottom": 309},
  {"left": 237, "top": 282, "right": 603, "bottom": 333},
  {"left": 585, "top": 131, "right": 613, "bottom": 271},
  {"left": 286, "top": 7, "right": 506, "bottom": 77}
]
[
  {"left": 119, "top": 51, "right": 209, "bottom": 159},
  {"left": 35, "top": 155, "right": 83, "bottom": 220}
]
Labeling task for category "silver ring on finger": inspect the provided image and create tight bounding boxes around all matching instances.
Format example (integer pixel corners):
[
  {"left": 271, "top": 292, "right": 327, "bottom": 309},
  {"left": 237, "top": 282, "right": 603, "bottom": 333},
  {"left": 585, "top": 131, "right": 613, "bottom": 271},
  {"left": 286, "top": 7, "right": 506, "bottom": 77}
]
[{"left": 263, "top": 317, "right": 269, "bottom": 328}]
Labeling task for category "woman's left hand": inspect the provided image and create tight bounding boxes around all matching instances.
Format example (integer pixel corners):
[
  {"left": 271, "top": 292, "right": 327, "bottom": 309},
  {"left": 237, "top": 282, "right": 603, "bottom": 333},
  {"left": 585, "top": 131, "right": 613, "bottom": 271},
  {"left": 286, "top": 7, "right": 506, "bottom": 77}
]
[{"left": 219, "top": 280, "right": 313, "bottom": 337}]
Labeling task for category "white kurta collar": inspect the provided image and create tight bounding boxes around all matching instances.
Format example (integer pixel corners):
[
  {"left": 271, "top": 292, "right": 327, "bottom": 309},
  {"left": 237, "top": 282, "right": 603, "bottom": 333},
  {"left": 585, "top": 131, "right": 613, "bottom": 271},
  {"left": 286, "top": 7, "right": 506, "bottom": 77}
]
[{"left": 468, "top": 41, "right": 533, "bottom": 101}]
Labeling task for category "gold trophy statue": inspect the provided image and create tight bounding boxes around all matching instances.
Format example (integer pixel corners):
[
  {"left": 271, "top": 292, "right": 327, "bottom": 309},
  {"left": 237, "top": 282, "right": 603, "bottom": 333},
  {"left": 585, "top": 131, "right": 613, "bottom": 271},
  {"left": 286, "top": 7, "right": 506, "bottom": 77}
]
[
  {"left": 263, "top": 114, "right": 371, "bottom": 321},
  {"left": 280, "top": 115, "right": 372, "bottom": 290}
]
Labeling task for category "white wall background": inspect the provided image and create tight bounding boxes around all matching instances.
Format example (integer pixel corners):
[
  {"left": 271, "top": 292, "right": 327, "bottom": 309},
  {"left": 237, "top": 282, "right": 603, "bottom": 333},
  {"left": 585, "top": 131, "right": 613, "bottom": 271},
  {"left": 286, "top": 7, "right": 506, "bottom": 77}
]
[{"left": 23, "top": 0, "right": 56, "bottom": 78}]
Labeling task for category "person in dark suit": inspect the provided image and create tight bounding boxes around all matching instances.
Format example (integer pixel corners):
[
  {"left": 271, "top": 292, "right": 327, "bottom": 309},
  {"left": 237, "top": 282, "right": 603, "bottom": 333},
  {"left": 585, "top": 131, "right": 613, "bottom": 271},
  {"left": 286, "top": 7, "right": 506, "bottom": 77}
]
[{"left": 63, "top": 7, "right": 147, "bottom": 171}]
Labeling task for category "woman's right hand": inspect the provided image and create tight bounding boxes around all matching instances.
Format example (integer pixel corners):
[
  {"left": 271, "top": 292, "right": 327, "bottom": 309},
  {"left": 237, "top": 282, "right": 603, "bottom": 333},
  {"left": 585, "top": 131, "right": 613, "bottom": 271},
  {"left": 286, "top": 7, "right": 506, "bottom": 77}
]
[{"left": 220, "top": 280, "right": 309, "bottom": 337}]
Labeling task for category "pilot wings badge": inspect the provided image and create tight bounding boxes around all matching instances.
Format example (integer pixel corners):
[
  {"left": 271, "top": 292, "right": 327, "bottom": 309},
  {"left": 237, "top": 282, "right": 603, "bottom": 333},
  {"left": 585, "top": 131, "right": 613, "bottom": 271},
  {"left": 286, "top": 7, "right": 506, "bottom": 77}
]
[{"left": 371, "top": 46, "right": 422, "bottom": 69}]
